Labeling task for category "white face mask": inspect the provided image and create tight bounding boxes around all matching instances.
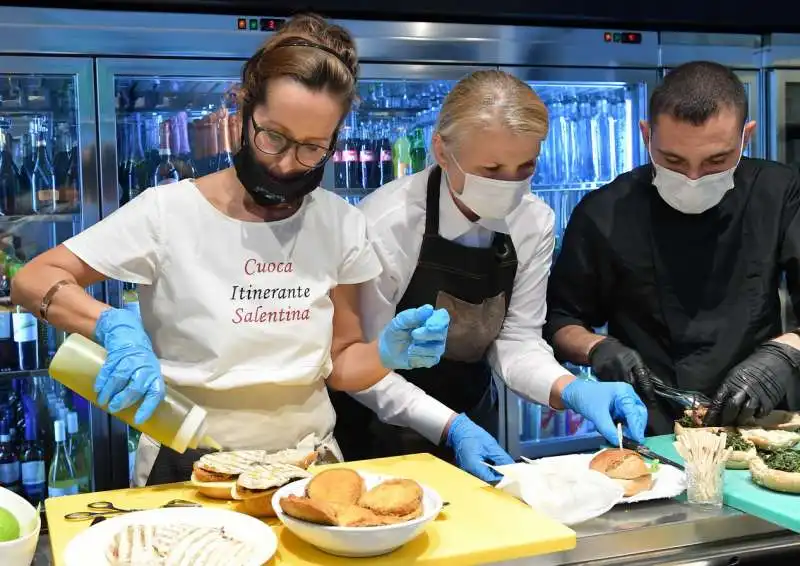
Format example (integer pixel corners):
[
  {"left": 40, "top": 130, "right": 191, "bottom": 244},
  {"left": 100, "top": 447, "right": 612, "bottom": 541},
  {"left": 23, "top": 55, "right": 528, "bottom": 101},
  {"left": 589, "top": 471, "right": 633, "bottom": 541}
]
[
  {"left": 650, "top": 133, "right": 745, "bottom": 215},
  {"left": 445, "top": 155, "right": 531, "bottom": 220}
]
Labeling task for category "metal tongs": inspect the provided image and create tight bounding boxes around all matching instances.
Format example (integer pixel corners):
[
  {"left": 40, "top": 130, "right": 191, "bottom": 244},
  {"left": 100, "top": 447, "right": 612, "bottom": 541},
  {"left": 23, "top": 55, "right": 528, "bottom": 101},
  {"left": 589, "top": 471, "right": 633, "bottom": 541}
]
[{"left": 649, "top": 374, "right": 711, "bottom": 409}]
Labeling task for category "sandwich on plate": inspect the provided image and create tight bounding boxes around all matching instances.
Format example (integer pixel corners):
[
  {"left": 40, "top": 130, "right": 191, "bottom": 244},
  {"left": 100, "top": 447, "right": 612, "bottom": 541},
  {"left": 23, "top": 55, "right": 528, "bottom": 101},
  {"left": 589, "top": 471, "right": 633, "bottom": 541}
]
[
  {"left": 749, "top": 449, "right": 800, "bottom": 494},
  {"left": 191, "top": 448, "right": 317, "bottom": 500},
  {"left": 231, "top": 463, "right": 312, "bottom": 517},
  {"left": 589, "top": 448, "right": 655, "bottom": 497}
]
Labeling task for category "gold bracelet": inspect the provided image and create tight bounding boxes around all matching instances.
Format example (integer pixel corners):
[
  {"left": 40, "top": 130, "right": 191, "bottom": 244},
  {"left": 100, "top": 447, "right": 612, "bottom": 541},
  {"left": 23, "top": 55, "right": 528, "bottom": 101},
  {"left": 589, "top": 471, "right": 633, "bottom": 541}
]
[{"left": 40, "top": 279, "right": 74, "bottom": 321}]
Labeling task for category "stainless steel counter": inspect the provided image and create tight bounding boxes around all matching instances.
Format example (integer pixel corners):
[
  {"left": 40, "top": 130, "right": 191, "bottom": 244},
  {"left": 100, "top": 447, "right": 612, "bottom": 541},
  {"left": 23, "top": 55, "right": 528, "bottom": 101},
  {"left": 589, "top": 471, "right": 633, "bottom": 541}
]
[
  {"left": 34, "top": 500, "right": 800, "bottom": 566},
  {"left": 494, "top": 498, "right": 800, "bottom": 565}
]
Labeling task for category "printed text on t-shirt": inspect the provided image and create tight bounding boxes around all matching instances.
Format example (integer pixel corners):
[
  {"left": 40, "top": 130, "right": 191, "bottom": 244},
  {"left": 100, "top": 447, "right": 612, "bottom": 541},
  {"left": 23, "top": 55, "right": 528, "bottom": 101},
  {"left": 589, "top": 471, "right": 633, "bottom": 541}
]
[{"left": 231, "top": 260, "right": 312, "bottom": 324}]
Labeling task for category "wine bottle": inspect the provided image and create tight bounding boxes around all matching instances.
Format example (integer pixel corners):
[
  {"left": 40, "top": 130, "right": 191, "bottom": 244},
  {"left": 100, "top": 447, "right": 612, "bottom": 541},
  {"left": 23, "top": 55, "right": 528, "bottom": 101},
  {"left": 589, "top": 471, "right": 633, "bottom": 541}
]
[
  {"left": 0, "top": 419, "right": 20, "bottom": 494},
  {"left": 31, "top": 125, "right": 57, "bottom": 213},
  {"left": 0, "top": 275, "right": 16, "bottom": 372},
  {"left": 66, "top": 412, "right": 90, "bottom": 493},
  {"left": 19, "top": 404, "right": 46, "bottom": 506},
  {"left": 153, "top": 119, "right": 179, "bottom": 186},
  {"left": 47, "top": 419, "right": 78, "bottom": 497},
  {"left": 12, "top": 306, "right": 38, "bottom": 371},
  {"left": 0, "top": 128, "right": 18, "bottom": 215}
]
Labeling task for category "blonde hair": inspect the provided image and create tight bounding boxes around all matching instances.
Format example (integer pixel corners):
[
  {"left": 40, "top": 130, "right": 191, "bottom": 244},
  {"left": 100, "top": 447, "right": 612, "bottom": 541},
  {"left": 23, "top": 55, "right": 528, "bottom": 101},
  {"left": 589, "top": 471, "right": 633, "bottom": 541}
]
[{"left": 435, "top": 70, "right": 548, "bottom": 148}]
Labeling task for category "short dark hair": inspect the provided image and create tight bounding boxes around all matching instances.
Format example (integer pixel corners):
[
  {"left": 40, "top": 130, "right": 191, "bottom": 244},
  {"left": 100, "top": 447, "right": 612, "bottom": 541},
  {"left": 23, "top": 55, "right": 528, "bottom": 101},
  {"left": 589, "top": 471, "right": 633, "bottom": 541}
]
[{"left": 649, "top": 61, "right": 748, "bottom": 128}]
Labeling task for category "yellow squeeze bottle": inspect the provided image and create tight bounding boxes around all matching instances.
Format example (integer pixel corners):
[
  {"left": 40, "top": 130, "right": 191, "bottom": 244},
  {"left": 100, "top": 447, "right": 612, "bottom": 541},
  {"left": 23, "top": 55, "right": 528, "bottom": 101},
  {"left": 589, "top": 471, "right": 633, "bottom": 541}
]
[{"left": 49, "top": 334, "right": 220, "bottom": 453}]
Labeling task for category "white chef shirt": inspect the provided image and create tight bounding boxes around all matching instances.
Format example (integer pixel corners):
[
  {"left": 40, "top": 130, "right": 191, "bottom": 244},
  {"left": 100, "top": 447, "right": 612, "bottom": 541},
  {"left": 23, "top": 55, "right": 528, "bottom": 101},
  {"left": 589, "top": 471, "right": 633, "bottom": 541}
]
[
  {"left": 351, "top": 167, "right": 570, "bottom": 443},
  {"left": 64, "top": 179, "right": 382, "bottom": 390}
]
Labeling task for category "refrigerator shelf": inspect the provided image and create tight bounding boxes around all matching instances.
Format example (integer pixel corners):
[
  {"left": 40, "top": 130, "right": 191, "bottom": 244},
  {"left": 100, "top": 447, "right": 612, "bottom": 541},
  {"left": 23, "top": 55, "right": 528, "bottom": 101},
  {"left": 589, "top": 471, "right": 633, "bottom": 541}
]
[
  {"left": 0, "top": 213, "right": 78, "bottom": 224},
  {"left": 533, "top": 182, "right": 606, "bottom": 192},
  {"left": 0, "top": 368, "right": 51, "bottom": 382},
  {"left": 355, "top": 105, "right": 431, "bottom": 117}
]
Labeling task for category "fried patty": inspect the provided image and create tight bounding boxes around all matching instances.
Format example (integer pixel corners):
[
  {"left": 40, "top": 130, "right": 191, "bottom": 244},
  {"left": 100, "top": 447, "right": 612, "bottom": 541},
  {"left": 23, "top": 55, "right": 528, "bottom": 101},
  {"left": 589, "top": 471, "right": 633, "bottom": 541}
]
[
  {"left": 192, "top": 462, "right": 237, "bottom": 483},
  {"left": 305, "top": 468, "right": 365, "bottom": 505},
  {"left": 358, "top": 479, "right": 423, "bottom": 516}
]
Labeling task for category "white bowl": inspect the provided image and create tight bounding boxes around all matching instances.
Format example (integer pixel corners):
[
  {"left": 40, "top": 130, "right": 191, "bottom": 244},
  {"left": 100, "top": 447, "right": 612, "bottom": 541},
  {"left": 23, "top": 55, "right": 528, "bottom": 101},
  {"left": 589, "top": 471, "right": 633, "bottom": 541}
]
[
  {"left": 272, "top": 471, "right": 443, "bottom": 558},
  {"left": 0, "top": 487, "right": 41, "bottom": 566}
]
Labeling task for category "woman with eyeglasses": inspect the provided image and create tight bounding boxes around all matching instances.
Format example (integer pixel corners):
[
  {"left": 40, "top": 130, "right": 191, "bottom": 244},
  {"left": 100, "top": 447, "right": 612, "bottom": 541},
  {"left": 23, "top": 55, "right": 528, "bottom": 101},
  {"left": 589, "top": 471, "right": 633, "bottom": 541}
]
[{"left": 9, "top": 13, "right": 449, "bottom": 486}]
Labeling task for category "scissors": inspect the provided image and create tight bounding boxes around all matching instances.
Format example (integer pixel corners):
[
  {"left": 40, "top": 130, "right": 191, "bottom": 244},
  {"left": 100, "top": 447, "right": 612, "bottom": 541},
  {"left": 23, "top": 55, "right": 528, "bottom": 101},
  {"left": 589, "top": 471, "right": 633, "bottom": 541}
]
[{"left": 64, "top": 499, "right": 200, "bottom": 522}]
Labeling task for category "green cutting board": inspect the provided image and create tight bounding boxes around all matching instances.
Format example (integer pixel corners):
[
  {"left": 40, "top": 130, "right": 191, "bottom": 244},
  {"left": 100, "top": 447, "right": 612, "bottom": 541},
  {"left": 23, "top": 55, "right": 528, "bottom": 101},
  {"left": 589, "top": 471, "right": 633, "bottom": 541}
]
[{"left": 646, "top": 434, "right": 800, "bottom": 533}]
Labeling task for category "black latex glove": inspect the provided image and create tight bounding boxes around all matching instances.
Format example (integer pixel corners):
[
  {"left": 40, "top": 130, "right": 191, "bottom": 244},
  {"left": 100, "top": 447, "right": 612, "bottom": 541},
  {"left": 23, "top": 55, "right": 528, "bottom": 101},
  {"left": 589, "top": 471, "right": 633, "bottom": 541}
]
[
  {"left": 588, "top": 337, "right": 657, "bottom": 403},
  {"left": 703, "top": 342, "right": 800, "bottom": 426}
]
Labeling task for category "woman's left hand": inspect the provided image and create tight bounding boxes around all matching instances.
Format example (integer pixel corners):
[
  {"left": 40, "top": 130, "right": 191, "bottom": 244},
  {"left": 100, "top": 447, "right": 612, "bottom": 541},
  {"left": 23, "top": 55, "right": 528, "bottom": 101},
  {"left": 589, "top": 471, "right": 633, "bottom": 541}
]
[{"left": 378, "top": 304, "right": 449, "bottom": 370}]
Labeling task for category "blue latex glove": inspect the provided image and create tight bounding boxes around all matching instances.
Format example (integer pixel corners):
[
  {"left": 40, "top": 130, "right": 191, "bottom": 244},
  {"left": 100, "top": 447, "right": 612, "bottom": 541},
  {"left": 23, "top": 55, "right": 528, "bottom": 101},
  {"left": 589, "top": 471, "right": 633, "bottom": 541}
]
[
  {"left": 378, "top": 304, "right": 450, "bottom": 370},
  {"left": 94, "top": 308, "right": 166, "bottom": 425},
  {"left": 446, "top": 413, "right": 514, "bottom": 483},
  {"left": 561, "top": 380, "right": 648, "bottom": 444}
]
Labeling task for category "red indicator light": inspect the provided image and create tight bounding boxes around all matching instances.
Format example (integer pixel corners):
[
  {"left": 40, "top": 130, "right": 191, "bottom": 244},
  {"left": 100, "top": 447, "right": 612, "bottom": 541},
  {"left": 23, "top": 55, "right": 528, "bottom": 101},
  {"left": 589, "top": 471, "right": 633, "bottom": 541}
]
[
  {"left": 604, "top": 32, "right": 613, "bottom": 42},
  {"left": 237, "top": 18, "right": 247, "bottom": 30}
]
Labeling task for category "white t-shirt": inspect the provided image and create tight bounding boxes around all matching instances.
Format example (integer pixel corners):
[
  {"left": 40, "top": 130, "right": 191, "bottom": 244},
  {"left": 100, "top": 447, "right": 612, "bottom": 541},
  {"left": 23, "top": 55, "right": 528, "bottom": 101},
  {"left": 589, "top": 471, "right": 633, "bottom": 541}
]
[{"left": 65, "top": 180, "right": 382, "bottom": 391}]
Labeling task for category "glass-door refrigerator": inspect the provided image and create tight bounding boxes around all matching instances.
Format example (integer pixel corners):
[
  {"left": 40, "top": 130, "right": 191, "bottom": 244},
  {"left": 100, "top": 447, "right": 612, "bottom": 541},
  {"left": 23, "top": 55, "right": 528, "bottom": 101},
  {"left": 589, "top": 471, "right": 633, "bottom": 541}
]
[
  {"left": 766, "top": 34, "right": 800, "bottom": 167},
  {"left": 660, "top": 32, "right": 765, "bottom": 159},
  {"left": 500, "top": 66, "right": 657, "bottom": 459},
  {"left": 0, "top": 56, "right": 111, "bottom": 506},
  {"left": 96, "top": 58, "right": 244, "bottom": 486},
  {"left": 764, "top": 33, "right": 800, "bottom": 409},
  {"left": 326, "top": 64, "right": 494, "bottom": 204}
]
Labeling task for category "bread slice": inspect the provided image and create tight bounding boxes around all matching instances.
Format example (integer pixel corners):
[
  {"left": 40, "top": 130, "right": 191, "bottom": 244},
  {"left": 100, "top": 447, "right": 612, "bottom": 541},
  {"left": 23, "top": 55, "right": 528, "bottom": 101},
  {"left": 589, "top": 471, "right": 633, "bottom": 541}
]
[
  {"left": 616, "top": 474, "right": 655, "bottom": 497},
  {"left": 232, "top": 463, "right": 311, "bottom": 500},
  {"left": 726, "top": 448, "right": 758, "bottom": 470},
  {"left": 674, "top": 421, "right": 730, "bottom": 437},
  {"left": 750, "top": 457, "right": 800, "bottom": 494},
  {"left": 749, "top": 410, "right": 800, "bottom": 432},
  {"left": 589, "top": 449, "right": 654, "bottom": 497},
  {"left": 738, "top": 428, "right": 800, "bottom": 451},
  {"left": 190, "top": 473, "right": 237, "bottom": 500},
  {"left": 589, "top": 449, "right": 650, "bottom": 479}
]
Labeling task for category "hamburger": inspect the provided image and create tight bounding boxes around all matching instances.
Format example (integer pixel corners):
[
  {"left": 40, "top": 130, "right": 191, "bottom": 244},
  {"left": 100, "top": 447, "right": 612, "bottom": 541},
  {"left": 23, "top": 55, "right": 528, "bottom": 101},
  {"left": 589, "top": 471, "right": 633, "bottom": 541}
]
[
  {"left": 191, "top": 448, "right": 318, "bottom": 500},
  {"left": 589, "top": 449, "right": 655, "bottom": 497},
  {"left": 749, "top": 449, "right": 800, "bottom": 494},
  {"left": 231, "top": 463, "right": 312, "bottom": 517}
]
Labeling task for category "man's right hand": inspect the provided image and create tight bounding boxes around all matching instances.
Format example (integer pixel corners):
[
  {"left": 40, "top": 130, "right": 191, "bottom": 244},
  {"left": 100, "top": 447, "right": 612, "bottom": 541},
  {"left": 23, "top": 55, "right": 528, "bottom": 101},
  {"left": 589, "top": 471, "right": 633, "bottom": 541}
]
[
  {"left": 94, "top": 308, "right": 165, "bottom": 425},
  {"left": 588, "top": 337, "right": 657, "bottom": 402}
]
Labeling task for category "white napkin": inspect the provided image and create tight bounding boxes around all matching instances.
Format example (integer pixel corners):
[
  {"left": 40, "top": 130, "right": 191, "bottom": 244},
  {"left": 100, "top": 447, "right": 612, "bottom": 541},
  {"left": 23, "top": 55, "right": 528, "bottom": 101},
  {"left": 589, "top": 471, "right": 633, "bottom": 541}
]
[{"left": 493, "top": 460, "right": 625, "bottom": 526}]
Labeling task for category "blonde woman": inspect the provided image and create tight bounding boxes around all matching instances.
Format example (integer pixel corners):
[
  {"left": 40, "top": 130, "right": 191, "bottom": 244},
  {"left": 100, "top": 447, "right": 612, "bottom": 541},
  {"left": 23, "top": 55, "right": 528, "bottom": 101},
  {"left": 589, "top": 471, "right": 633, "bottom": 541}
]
[{"left": 332, "top": 71, "right": 648, "bottom": 481}]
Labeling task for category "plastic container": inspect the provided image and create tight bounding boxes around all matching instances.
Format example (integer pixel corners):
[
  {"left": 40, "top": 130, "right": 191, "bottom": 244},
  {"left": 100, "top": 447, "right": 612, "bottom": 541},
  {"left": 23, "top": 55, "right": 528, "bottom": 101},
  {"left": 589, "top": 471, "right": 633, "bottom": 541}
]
[{"left": 48, "top": 334, "right": 219, "bottom": 454}]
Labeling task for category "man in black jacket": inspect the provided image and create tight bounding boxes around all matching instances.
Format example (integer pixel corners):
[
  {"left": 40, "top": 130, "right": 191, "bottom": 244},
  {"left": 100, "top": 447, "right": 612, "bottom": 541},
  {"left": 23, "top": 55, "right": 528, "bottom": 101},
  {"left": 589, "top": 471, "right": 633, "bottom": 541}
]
[{"left": 546, "top": 60, "right": 800, "bottom": 434}]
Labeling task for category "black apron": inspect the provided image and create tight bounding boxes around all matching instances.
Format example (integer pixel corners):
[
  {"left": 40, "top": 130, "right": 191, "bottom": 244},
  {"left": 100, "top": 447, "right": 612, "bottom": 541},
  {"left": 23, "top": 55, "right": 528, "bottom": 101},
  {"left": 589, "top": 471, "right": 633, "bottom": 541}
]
[
  {"left": 332, "top": 166, "right": 518, "bottom": 461},
  {"left": 146, "top": 446, "right": 214, "bottom": 486}
]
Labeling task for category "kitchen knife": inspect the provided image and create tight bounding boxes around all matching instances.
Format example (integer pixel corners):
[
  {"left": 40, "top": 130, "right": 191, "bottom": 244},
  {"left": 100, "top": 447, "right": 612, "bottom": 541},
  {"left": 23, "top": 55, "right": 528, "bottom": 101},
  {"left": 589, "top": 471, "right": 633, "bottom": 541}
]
[{"left": 621, "top": 437, "right": 685, "bottom": 470}]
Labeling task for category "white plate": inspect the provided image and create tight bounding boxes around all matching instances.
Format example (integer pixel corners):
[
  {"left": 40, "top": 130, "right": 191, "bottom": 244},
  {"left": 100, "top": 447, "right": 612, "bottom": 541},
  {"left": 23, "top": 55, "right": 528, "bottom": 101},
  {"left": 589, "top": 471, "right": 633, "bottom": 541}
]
[
  {"left": 62, "top": 507, "right": 277, "bottom": 566},
  {"left": 512, "top": 452, "right": 687, "bottom": 504}
]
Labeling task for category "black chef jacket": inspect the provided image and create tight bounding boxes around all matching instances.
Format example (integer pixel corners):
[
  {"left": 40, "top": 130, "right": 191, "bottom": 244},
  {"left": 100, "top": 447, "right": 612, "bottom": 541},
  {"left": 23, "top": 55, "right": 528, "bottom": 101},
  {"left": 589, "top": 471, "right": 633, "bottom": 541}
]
[{"left": 545, "top": 158, "right": 800, "bottom": 428}]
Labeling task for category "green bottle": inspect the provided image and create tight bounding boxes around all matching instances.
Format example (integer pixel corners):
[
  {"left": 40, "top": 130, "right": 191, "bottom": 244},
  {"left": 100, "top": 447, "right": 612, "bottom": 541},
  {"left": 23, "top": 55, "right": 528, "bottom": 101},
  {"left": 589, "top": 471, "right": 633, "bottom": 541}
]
[{"left": 47, "top": 419, "right": 78, "bottom": 498}]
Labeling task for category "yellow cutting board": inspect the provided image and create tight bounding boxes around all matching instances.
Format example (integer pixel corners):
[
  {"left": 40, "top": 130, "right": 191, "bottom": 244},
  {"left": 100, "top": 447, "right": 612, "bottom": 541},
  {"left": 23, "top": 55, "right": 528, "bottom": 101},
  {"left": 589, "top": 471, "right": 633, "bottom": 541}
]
[{"left": 45, "top": 453, "right": 576, "bottom": 565}]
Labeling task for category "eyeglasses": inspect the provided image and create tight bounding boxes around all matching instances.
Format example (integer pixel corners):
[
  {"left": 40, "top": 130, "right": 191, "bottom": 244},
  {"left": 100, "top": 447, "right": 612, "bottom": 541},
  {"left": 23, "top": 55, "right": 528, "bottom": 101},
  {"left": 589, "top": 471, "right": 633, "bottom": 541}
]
[{"left": 250, "top": 115, "right": 333, "bottom": 168}]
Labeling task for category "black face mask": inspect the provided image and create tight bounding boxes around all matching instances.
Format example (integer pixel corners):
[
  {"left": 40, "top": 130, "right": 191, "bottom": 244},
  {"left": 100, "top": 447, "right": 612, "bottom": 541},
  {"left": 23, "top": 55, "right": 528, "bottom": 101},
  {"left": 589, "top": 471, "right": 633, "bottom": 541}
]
[{"left": 233, "top": 144, "right": 326, "bottom": 207}]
